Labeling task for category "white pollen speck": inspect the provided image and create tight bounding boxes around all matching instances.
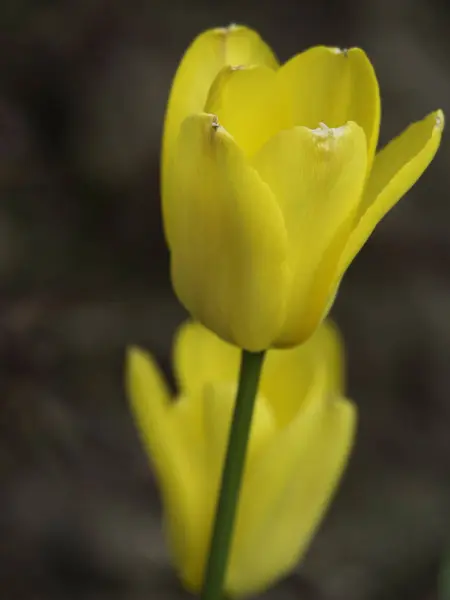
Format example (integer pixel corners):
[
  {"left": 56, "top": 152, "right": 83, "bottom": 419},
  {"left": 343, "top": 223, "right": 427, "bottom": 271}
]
[
  {"left": 211, "top": 115, "right": 221, "bottom": 131},
  {"left": 435, "top": 111, "right": 444, "bottom": 131},
  {"left": 311, "top": 122, "right": 347, "bottom": 149},
  {"left": 215, "top": 23, "right": 239, "bottom": 36},
  {"left": 313, "top": 122, "right": 332, "bottom": 137},
  {"left": 320, "top": 122, "right": 331, "bottom": 133},
  {"left": 333, "top": 47, "right": 349, "bottom": 56},
  {"left": 312, "top": 122, "right": 346, "bottom": 138}
]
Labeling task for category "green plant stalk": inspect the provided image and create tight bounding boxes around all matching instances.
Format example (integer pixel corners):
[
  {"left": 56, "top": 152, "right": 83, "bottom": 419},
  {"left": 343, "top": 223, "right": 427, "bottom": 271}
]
[{"left": 200, "top": 349, "right": 266, "bottom": 600}]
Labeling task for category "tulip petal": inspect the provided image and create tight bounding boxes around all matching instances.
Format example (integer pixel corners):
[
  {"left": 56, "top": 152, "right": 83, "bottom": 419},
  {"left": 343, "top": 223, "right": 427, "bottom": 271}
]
[
  {"left": 126, "top": 347, "right": 172, "bottom": 474},
  {"left": 205, "top": 65, "right": 280, "bottom": 157},
  {"left": 339, "top": 110, "right": 444, "bottom": 273},
  {"left": 203, "top": 383, "right": 276, "bottom": 500},
  {"left": 180, "top": 383, "right": 277, "bottom": 592},
  {"left": 252, "top": 121, "right": 367, "bottom": 346},
  {"left": 126, "top": 348, "right": 205, "bottom": 584},
  {"left": 276, "top": 46, "right": 380, "bottom": 168},
  {"left": 228, "top": 367, "right": 356, "bottom": 596},
  {"left": 173, "top": 321, "right": 240, "bottom": 399},
  {"left": 261, "top": 320, "right": 345, "bottom": 427},
  {"left": 162, "top": 25, "right": 278, "bottom": 242},
  {"left": 168, "top": 113, "right": 290, "bottom": 352}
]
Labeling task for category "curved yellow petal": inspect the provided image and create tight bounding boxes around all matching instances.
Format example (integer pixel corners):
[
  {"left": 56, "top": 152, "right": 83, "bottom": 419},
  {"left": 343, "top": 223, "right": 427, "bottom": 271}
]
[
  {"left": 339, "top": 109, "right": 444, "bottom": 274},
  {"left": 261, "top": 320, "right": 345, "bottom": 427},
  {"left": 169, "top": 392, "right": 206, "bottom": 484},
  {"left": 126, "top": 348, "right": 205, "bottom": 585},
  {"left": 162, "top": 25, "right": 278, "bottom": 243},
  {"left": 173, "top": 320, "right": 240, "bottom": 399},
  {"left": 252, "top": 121, "right": 367, "bottom": 346},
  {"left": 228, "top": 368, "right": 356, "bottom": 596},
  {"left": 168, "top": 113, "right": 290, "bottom": 352},
  {"left": 203, "top": 383, "right": 276, "bottom": 491},
  {"left": 205, "top": 65, "right": 280, "bottom": 157},
  {"left": 180, "top": 382, "right": 277, "bottom": 593},
  {"left": 276, "top": 46, "right": 380, "bottom": 168},
  {"left": 315, "top": 319, "right": 346, "bottom": 393},
  {"left": 126, "top": 346, "right": 171, "bottom": 474}
]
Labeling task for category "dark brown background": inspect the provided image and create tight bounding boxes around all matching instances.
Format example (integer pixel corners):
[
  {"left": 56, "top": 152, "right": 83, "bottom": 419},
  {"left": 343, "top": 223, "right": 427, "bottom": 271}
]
[{"left": 0, "top": 0, "right": 449, "bottom": 599}]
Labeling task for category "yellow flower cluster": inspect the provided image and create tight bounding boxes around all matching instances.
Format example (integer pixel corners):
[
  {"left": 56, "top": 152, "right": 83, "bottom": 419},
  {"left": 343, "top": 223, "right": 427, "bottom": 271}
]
[{"left": 126, "top": 24, "right": 443, "bottom": 598}]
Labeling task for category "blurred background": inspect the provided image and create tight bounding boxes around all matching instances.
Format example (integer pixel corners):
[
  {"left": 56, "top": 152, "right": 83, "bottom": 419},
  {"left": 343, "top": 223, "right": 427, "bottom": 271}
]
[{"left": 0, "top": 0, "right": 449, "bottom": 599}]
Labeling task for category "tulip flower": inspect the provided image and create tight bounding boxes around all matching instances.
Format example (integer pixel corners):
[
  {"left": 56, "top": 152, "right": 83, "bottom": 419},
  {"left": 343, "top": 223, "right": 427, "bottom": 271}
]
[
  {"left": 127, "top": 320, "right": 355, "bottom": 597},
  {"left": 162, "top": 25, "right": 444, "bottom": 352}
]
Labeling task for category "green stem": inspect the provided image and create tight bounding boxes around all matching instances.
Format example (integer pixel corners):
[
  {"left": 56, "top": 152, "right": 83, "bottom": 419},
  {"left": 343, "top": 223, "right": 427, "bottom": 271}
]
[{"left": 200, "top": 349, "right": 266, "bottom": 600}]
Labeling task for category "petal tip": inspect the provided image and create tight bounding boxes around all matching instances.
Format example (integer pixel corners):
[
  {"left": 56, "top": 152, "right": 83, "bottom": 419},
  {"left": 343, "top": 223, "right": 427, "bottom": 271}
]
[
  {"left": 331, "top": 47, "right": 350, "bottom": 56},
  {"left": 329, "top": 46, "right": 368, "bottom": 59},
  {"left": 182, "top": 112, "right": 233, "bottom": 143},
  {"left": 126, "top": 345, "right": 149, "bottom": 373},
  {"left": 126, "top": 345, "right": 139, "bottom": 361},
  {"left": 311, "top": 120, "right": 362, "bottom": 139},
  {"left": 213, "top": 22, "right": 242, "bottom": 34},
  {"left": 127, "top": 346, "right": 164, "bottom": 384},
  {"left": 435, "top": 109, "right": 445, "bottom": 132}
]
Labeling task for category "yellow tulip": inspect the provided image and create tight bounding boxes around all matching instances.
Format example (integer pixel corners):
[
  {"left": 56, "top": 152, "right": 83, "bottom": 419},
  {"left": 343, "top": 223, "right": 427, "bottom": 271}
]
[
  {"left": 162, "top": 25, "right": 444, "bottom": 352},
  {"left": 126, "top": 320, "right": 355, "bottom": 596}
]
